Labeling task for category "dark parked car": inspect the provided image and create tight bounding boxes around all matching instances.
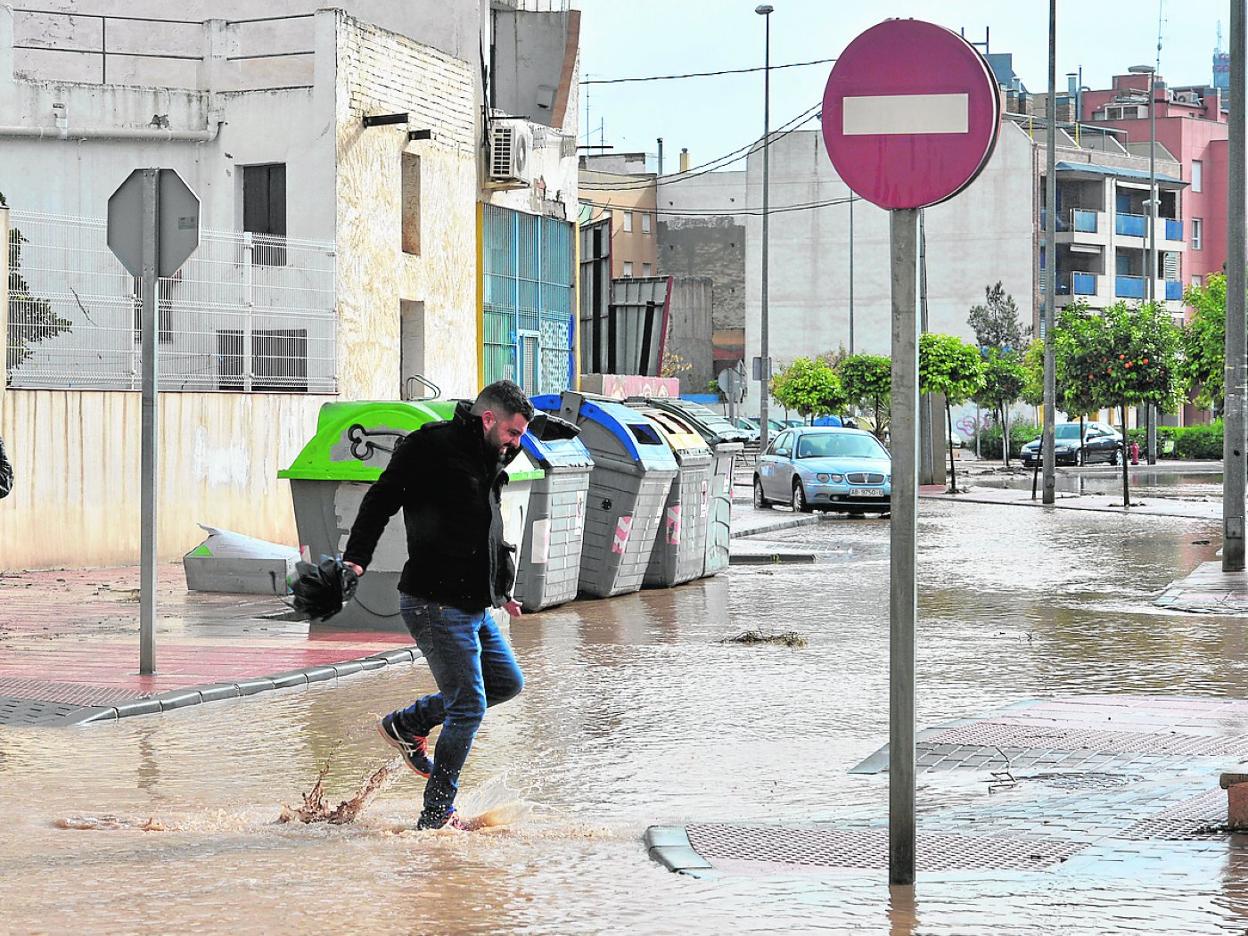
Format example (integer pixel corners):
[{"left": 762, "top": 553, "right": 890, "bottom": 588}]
[{"left": 1020, "top": 422, "right": 1122, "bottom": 467}]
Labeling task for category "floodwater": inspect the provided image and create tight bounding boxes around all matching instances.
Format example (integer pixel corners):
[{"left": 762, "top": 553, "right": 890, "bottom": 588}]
[
  {"left": 3, "top": 501, "right": 1248, "bottom": 935},
  {"left": 973, "top": 467, "right": 1224, "bottom": 503}
]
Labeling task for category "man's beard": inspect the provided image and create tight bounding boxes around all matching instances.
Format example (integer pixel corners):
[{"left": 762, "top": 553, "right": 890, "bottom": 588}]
[{"left": 485, "top": 425, "right": 516, "bottom": 460}]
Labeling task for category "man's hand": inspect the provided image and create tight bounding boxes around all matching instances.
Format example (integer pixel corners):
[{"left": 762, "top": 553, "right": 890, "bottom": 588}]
[
  {"left": 345, "top": 562, "right": 365, "bottom": 578},
  {"left": 503, "top": 599, "right": 523, "bottom": 618}
]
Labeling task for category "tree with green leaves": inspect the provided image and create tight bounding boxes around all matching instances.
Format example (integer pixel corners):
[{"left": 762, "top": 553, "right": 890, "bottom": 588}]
[
  {"left": 919, "top": 333, "right": 985, "bottom": 493},
  {"left": 1051, "top": 302, "right": 1107, "bottom": 465},
  {"left": 973, "top": 348, "right": 1026, "bottom": 466},
  {"left": 967, "top": 281, "right": 1027, "bottom": 351},
  {"left": 837, "top": 353, "right": 891, "bottom": 440},
  {"left": 1181, "top": 273, "right": 1227, "bottom": 414},
  {"left": 770, "top": 357, "right": 846, "bottom": 422},
  {"left": 2, "top": 190, "right": 72, "bottom": 383},
  {"left": 1059, "top": 301, "right": 1184, "bottom": 505}
]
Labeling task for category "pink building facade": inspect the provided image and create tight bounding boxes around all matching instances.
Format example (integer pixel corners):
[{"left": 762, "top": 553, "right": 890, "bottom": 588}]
[{"left": 1082, "top": 74, "right": 1229, "bottom": 290}]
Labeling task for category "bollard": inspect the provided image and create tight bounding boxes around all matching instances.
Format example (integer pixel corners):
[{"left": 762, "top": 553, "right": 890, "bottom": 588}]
[{"left": 1220, "top": 771, "right": 1248, "bottom": 829}]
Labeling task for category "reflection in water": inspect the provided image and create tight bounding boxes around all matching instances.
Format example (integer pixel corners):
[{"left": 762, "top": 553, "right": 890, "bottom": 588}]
[{"left": 3, "top": 501, "right": 1245, "bottom": 933}]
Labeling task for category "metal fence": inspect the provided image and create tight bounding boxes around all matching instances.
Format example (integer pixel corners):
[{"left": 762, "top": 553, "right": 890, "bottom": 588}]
[{"left": 7, "top": 210, "right": 337, "bottom": 392}]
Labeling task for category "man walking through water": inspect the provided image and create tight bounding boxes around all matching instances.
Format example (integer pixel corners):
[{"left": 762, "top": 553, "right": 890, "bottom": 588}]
[{"left": 342, "top": 380, "right": 531, "bottom": 830}]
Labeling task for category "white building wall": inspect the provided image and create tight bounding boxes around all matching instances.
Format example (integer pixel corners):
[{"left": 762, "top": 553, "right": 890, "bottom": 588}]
[{"left": 744, "top": 124, "right": 1036, "bottom": 394}]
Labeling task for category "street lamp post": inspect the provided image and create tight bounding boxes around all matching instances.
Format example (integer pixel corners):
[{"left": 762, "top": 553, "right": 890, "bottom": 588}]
[
  {"left": 1129, "top": 63, "right": 1159, "bottom": 464},
  {"left": 757, "top": 4, "right": 773, "bottom": 450}
]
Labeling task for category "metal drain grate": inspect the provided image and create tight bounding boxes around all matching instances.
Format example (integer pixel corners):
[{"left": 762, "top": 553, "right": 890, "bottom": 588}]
[
  {"left": 684, "top": 824, "right": 1085, "bottom": 872},
  {"left": 1124, "top": 790, "right": 1230, "bottom": 840},
  {"left": 926, "top": 721, "right": 1248, "bottom": 758},
  {"left": 0, "top": 677, "right": 136, "bottom": 705},
  {"left": 0, "top": 696, "right": 91, "bottom": 727}
]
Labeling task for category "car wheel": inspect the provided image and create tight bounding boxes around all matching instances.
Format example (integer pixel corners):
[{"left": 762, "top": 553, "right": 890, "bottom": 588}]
[
  {"left": 753, "top": 477, "right": 769, "bottom": 510},
  {"left": 1076, "top": 448, "right": 1085, "bottom": 467},
  {"left": 792, "top": 480, "right": 813, "bottom": 513},
  {"left": 1110, "top": 448, "right": 1121, "bottom": 466}
]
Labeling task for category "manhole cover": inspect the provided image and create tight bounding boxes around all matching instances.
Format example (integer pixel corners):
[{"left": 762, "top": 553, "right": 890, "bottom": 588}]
[
  {"left": 1023, "top": 771, "right": 1132, "bottom": 790},
  {"left": 684, "top": 824, "right": 1084, "bottom": 873}
]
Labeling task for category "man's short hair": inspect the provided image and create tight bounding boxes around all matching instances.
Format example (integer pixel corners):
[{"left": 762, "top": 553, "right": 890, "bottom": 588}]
[{"left": 472, "top": 379, "right": 535, "bottom": 422}]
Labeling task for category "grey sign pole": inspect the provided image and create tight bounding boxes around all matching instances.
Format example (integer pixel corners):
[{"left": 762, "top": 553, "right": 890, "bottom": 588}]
[
  {"left": 1041, "top": 0, "right": 1058, "bottom": 505},
  {"left": 888, "top": 206, "right": 919, "bottom": 886},
  {"left": 1225, "top": 0, "right": 1247, "bottom": 573},
  {"left": 107, "top": 167, "right": 200, "bottom": 677},
  {"left": 139, "top": 170, "right": 160, "bottom": 675}
]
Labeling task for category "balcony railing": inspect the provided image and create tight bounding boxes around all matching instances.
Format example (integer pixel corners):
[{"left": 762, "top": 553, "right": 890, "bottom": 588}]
[
  {"left": 1115, "top": 212, "right": 1147, "bottom": 237},
  {"left": 1165, "top": 279, "right": 1183, "bottom": 301},
  {"left": 1165, "top": 218, "right": 1184, "bottom": 241},
  {"left": 1071, "top": 209, "right": 1099, "bottom": 233},
  {"left": 1053, "top": 272, "right": 1099, "bottom": 296},
  {"left": 1115, "top": 275, "right": 1146, "bottom": 298}
]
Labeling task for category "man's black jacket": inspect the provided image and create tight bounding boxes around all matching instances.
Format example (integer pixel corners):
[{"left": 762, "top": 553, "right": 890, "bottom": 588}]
[{"left": 342, "top": 402, "right": 517, "bottom": 611}]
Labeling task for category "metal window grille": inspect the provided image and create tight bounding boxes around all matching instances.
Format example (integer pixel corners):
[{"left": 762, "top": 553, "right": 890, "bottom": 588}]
[
  {"left": 6, "top": 210, "right": 336, "bottom": 392},
  {"left": 482, "top": 204, "right": 574, "bottom": 395}
]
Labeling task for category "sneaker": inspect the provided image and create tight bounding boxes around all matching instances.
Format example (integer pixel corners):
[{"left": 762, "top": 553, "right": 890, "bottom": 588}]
[
  {"left": 377, "top": 713, "right": 433, "bottom": 778},
  {"left": 416, "top": 806, "right": 468, "bottom": 831}
]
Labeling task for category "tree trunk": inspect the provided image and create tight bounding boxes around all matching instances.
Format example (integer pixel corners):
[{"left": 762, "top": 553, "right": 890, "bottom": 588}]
[
  {"left": 1120, "top": 403, "right": 1131, "bottom": 507},
  {"left": 1001, "top": 402, "right": 1011, "bottom": 467},
  {"left": 947, "top": 403, "right": 958, "bottom": 494},
  {"left": 875, "top": 398, "right": 882, "bottom": 441},
  {"left": 1079, "top": 414, "right": 1086, "bottom": 467}
]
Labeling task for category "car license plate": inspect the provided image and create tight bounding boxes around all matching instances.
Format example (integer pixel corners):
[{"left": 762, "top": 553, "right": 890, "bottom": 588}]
[{"left": 851, "top": 488, "right": 884, "bottom": 498}]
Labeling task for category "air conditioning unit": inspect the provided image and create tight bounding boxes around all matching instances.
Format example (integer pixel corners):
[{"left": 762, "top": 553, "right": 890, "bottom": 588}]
[{"left": 489, "top": 120, "right": 532, "bottom": 185}]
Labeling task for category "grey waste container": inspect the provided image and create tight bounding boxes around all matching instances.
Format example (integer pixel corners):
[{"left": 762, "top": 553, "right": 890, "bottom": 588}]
[
  {"left": 628, "top": 406, "right": 714, "bottom": 588},
  {"left": 628, "top": 397, "right": 748, "bottom": 577},
  {"left": 532, "top": 391, "right": 678, "bottom": 598},
  {"left": 513, "top": 429, "right": 594, "bottom": 612}
]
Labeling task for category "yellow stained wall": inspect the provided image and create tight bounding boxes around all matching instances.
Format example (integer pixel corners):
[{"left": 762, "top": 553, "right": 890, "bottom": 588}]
[
  {"left": 0, "top": 390, "right": 329, "bottom": 570},
  {"left": 334, "top": 13, "right": 479, "bottom": 402}
]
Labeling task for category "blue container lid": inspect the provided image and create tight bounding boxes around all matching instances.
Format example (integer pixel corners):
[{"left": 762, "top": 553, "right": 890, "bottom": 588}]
[
  {"left": 533, "top": 393, "right": 678, "bottom": 470},
  {"left": 520, "top": 433, "right": 594, "bottom": 470}
]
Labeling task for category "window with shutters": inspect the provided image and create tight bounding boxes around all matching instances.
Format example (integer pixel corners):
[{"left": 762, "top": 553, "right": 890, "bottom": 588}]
[{"left": 242, "top": 163, "right": 287, "bottom": 266}]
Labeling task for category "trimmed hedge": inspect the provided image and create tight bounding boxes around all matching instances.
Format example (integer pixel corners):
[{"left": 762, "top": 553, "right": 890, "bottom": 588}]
[{"left": 975, "top": 420, "right": 1223, "bottom": 461}]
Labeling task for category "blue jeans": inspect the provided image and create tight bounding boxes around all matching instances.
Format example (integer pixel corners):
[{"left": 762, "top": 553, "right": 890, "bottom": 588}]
[{"left": 393, "top": 593, "right": 524, "bottom": 822}]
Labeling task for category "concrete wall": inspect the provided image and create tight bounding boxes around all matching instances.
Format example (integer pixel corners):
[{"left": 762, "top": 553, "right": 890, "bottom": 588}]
[
  {"left": 0, "top": 389, "right": 327, "bottom": 569},
  {"left": 0, "top": 7, "right": 334, "bottom": 239},
  {"left": 665, "top": 276, "right": 715, "bottom": 394},
  {"left": 8, "top": 0, "right": 482, "bottom": 86},
  {"left": 333, "top": 12, "right": 479, "bottom": 401},
  {"left": 742, "top": 124, "right": 1036, "bottom": 415},
  {"left": 657, "top": 170, "right": 746, "bottom": 331}
]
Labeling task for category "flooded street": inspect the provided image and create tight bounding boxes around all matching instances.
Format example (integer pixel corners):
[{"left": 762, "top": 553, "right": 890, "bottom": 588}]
[{"left": 4, "top": 500, "right": 1247, "bottom": 934}]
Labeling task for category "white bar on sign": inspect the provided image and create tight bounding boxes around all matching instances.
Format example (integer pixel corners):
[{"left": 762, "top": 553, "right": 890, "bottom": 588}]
[{"left": 842, "top": 93, "right": 969, "bottom": 136}]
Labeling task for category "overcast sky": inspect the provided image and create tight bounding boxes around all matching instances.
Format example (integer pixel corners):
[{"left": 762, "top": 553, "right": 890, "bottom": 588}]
[{"left": 576, "top": 0, "right": 1230, "bottom": 173}]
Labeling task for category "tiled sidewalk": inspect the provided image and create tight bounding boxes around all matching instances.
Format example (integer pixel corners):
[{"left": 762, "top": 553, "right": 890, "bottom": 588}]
[
  {"left": 1155, "top": 560, "right": 1248, "bottom": 614},
  {"left": 0, "top": 564, "right": 417, "bottom": 726},
  {"left": 648, "top": 695, "right": 1248, "bottom": 880}
]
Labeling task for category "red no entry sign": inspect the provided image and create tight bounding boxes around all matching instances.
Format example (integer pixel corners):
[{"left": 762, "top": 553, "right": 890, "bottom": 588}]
[{"left": 822, "top": 19, "right": 1002, "bottom": 210}]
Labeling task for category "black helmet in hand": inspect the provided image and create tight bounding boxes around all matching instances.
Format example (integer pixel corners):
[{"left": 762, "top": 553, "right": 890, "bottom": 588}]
[{"left": 286, "top": 556, "right": 359, "bottom": 622}]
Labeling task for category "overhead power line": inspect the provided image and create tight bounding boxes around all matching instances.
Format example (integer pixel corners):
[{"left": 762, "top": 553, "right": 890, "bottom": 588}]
[
  {"left": 578, "top": 194, "right": 860, "bottom": 218},
  {"left": 578, "top": 102, "right": 822, "bottom": 191},
  {"left": 580, "top": 57, "right": 837, "bottom": 85}
]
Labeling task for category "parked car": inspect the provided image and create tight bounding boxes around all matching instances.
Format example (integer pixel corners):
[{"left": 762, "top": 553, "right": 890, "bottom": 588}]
[
  {"left": 1020, "top": 422, "right": 1122, "bottom": 467},
  {"left": 754, "top": 427, "right": 892, "bottom": 514},
  {"left": 732, "top": 417, "right": 761, "bottom": 443}
]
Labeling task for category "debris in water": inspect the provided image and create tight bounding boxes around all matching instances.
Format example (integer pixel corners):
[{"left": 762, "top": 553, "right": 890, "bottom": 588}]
[
  {"left": 721, "top": 630, "right": 807, "bottom": 648},
  {"left": 55, "top": 815, "right": 167, "bottom": 831},
  {"left": 278, "top": 756, "right": 402, "bottom": 825}
]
